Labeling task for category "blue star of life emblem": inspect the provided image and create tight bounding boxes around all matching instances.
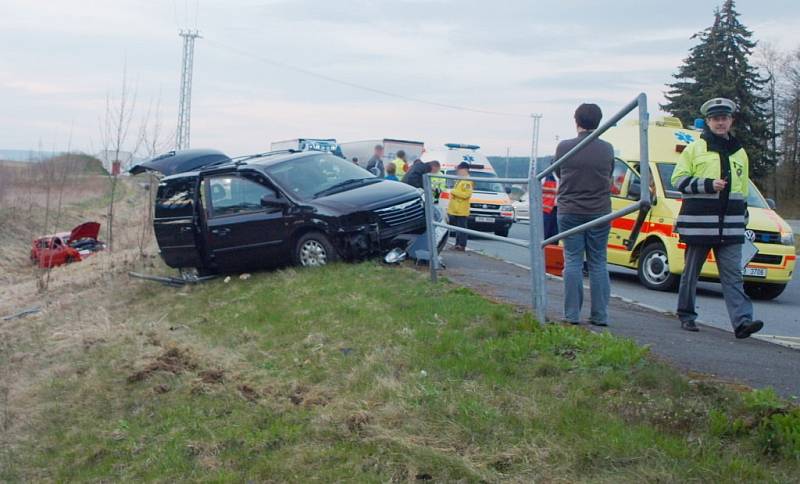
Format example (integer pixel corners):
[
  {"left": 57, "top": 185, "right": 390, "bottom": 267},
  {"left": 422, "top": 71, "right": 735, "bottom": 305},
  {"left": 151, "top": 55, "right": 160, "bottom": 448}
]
[{"left": 675, "top": 132, "right": 695, "bottom": 143}]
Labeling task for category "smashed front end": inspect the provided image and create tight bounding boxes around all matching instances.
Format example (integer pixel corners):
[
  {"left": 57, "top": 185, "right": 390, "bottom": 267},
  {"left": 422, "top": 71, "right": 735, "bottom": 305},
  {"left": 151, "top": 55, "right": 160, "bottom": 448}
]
[{"left": 334, "top": 196, "right": 444, "bottom": 260}]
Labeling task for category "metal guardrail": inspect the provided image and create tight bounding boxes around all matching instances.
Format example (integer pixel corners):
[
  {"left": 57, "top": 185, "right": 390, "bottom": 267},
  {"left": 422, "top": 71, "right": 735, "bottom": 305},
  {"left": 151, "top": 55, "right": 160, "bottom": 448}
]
[{"left": 423, "top": 93, "right": 652, "bottom": 323}]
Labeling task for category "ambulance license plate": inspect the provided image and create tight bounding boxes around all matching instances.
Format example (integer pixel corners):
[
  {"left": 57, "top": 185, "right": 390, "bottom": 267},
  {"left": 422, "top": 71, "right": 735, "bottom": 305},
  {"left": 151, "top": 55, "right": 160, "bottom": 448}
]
[
  {"left": 743, "top": 267, "right": 767, "bottom": 278},
  {"left": 475, "top": 216, "right": 494, "bottom": 223}
]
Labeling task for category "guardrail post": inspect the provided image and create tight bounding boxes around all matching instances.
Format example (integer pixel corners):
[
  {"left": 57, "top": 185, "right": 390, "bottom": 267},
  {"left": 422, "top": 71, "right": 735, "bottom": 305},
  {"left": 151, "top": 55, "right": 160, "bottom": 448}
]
[
  {"left": 423, "top": 174, "right": 438, "bottom": 283},
  {"left": 638, "top": 93, "right": 651, "bottom": 207},
  {"left": 529, "top": 114, "right": 547, "bottom": 323}
]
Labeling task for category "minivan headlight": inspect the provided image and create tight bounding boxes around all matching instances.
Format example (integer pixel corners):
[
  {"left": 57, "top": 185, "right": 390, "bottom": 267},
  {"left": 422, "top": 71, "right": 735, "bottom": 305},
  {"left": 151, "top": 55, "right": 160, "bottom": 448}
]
[
  {"left": 501, "top": 205, "right": 514, "bottom": 212},
  {"left": 781, "top": 231, "right": 795, "bottom": 246}
]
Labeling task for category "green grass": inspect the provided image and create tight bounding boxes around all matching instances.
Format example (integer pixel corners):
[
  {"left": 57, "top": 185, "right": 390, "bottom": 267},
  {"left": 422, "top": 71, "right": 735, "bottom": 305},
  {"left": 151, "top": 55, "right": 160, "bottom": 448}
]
[{"left": 3, "top": 263, "right": 799, "bottom": 482}]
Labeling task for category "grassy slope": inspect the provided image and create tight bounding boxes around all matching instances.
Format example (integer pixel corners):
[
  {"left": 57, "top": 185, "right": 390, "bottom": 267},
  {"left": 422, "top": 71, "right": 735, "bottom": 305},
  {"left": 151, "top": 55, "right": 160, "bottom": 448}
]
[{"left": 3, "top": 263, "right": 799, "bottom": 482}]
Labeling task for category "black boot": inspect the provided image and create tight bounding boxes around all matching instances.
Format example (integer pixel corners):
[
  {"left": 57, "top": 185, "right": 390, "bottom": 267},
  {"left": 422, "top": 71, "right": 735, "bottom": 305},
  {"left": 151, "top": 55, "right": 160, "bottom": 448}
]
[
  {"left": 681, "top": 320, "right": 699, "bottom": 332},
  {"left": 735, "top": 320, "right": 764, "bottom": 339}
]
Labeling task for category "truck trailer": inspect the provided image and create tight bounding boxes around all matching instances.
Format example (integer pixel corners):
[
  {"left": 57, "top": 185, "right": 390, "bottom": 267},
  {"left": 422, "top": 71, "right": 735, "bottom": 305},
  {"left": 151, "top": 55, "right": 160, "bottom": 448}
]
[{"left": 339, "top": 138, "right": 425, "bottom": 170}]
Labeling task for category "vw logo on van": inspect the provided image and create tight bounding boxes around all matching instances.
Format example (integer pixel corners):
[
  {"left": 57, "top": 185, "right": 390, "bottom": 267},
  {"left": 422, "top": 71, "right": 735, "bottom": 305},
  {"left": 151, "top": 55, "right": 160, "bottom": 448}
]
[{"left": 745, "top": 230, "right": 756, "bottom": 242}]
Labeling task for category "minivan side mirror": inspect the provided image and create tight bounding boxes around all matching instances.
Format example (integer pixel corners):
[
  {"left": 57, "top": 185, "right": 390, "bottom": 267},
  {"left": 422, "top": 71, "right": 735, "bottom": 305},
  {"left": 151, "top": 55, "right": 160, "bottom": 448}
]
[
  {"left": 766, "top": 198, "right": 777, "bottom": 210},
  {"left": 505, "top": 186, "right": 512, "bottom": 195},
  {"left": 628, "top": 181, "right": 641, "bottom": 199},
  {"left": 261, "top": 193, "right": 288, "bottom": 208}
]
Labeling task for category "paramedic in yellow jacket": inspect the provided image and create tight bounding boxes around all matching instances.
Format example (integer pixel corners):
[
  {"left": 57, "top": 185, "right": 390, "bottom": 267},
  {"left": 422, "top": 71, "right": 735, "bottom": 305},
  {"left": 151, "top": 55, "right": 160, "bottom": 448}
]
[
  {"left": 671, "top": 97, "right": 763, "bottom": 339},
  {"left": 448, "top": 162, "right": 473, "bottom": 251}
]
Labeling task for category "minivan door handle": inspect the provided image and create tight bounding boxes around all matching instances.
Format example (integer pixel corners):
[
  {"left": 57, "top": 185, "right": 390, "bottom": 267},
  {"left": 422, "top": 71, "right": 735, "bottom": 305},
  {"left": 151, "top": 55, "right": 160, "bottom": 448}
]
[
  {"left": 180, "top": 226, "right": 194, "bottom": 233},
  {"left": 211, "top": 227, "right": 231, "bottom": 237}
]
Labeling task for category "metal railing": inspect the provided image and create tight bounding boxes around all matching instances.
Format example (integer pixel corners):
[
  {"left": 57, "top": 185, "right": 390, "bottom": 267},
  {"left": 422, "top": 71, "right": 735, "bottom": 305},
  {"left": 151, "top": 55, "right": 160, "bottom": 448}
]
[{"left": 423, "top": 93, "right": 651, "bottom": 323}]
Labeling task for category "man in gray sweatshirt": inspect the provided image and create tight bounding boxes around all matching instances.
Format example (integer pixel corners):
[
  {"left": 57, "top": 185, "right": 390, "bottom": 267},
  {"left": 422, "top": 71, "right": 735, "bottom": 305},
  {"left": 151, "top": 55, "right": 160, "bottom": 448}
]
[
  {"left": 555, "top": 103, "right": 615, "bottom": 326},
  {"left": 366, "top": 144, "right": 385, "bottom": 178}
]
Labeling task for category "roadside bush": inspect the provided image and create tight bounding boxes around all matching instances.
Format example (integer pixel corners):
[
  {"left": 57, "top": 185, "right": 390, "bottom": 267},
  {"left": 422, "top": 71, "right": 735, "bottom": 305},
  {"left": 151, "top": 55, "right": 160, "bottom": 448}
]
[
  {"left": 707, "top": 388, "right": 800, "bottom": 459},
  {"left": 758, "top": 409, "right": 800, "bottom": 459},
  {"left": 743, "top": 388, "right": 785, "bottom": 414}
]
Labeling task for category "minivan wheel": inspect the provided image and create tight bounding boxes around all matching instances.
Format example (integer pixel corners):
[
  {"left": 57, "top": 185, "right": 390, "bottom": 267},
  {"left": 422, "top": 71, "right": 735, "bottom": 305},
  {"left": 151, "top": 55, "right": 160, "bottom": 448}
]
[
  {"left": 494, "top": 227, "right": 510, "bottom": 237},
  {"left": 295, "top": 232, "right": 339, "bottom": 267},
  {"left": 637, "top": 242, "right": 679, "bottom": 291},
  {"left": 744, "top": 282, "right": 787, "bottom": 301}
]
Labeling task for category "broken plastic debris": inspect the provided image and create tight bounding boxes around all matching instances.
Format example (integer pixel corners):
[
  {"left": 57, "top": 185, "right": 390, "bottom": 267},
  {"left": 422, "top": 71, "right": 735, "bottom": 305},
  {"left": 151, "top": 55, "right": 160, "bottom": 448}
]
[
  {"left": 239, "top": 273, "right": 251, "bottom": 280},
  {"left": 384, "top": 248, "right": 407, "bottom": 264},
  {"left": 224, "top": 276, "right": 231, "bottom": 283}
]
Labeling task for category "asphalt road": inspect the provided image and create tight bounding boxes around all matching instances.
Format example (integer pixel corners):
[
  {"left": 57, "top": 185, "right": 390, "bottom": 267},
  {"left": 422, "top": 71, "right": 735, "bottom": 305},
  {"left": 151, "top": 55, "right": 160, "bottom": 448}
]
[{"left": 463, "top": 222, "right": 800, "bottom": 344}]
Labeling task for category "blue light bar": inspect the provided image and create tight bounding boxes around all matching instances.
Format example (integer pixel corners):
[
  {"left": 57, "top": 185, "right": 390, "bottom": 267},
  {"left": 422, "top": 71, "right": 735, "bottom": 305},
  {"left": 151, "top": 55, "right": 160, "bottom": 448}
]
[{"left": 445, "top": 143, "right": 480, "bottom": 150}]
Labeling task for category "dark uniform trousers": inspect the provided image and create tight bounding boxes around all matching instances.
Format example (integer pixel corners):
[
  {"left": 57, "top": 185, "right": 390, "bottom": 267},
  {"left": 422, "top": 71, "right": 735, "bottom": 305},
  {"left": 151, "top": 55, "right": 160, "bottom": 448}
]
[{"left": 677, "top": 243, "right": 753, "bottom": 329}]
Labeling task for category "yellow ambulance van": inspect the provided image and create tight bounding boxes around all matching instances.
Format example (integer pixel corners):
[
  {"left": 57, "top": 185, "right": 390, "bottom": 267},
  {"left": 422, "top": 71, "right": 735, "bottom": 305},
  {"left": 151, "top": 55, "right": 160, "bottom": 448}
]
[
  {"left": 422, "top": 143, "right": 515, "bottom": 237},
  {"left": 600, "top": 117, "right": 795, "bottom": 300}
]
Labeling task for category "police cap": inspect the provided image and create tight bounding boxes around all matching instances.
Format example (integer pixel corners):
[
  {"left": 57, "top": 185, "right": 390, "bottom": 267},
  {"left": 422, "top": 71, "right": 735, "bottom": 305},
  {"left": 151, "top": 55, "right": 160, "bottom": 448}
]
[{"left": 700, "top": 98, "right": 737, "bottom": 117}]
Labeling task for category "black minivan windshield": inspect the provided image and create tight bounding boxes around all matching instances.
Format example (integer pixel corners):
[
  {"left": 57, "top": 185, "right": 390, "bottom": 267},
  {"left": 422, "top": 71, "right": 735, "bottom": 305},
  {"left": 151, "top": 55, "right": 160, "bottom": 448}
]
[{"left": 263, "top": 154, "right": 379, "bottom": 200}]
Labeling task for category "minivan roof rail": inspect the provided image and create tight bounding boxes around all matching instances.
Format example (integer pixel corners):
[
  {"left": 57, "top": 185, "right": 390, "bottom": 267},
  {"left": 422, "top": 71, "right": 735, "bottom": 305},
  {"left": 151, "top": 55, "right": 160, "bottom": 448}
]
[{"left": 230, "top": 149, "right": 302, "bottom": 163}]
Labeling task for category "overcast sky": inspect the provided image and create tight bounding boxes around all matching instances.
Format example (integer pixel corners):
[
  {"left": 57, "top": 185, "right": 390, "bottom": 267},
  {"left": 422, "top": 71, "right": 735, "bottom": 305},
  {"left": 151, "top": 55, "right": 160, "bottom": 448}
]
[{"left": 2, "top": 0, "right": 799, "bottom": 158}]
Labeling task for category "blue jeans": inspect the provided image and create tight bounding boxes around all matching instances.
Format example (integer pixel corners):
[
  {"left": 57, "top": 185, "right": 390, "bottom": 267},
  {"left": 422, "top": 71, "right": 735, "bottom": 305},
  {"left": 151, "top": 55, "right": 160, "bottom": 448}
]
[
  {"left": 450, "top": 215, "right": 468, "bottom": 248},
  {"left": 558, "top": 213, "right": 611, "bottom": 324}
]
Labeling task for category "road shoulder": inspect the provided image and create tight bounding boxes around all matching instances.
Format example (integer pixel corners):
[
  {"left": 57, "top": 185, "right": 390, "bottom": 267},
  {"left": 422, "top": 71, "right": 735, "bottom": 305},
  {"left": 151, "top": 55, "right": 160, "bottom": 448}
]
[{"left": 438, "top": 249, "right": 800, "bottom": 399}]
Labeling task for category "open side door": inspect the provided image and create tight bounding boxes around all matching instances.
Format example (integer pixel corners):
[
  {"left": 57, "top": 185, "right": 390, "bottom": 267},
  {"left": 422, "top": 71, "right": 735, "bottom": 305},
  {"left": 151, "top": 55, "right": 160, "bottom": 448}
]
[
  {"left": 153, "top": 175, "right": 205, "bottom": 269},
  {"left": 608, "top": 160, "right": 652, "bottom": 263}
]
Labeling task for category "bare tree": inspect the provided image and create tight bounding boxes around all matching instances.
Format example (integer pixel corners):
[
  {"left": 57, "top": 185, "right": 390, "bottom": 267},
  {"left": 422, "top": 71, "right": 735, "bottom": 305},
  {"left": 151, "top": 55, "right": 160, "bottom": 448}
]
[
  {"left": 779, "top": 48, "right": 800, "bottom": 199},
  {"left": 36, "top": 141, "right": 60, "bottom": 237},
  {"left": 53, "top": 125, "right": 77, "bottom": 224},
  {"left": 98, "top": 62, "right": 139, "bottom": 251},
  {"left": 756, "top": 43, "right": 783, "bottom": 199},
  {"left": 135, "top": 92, "right": 171, "bottom": 257}
]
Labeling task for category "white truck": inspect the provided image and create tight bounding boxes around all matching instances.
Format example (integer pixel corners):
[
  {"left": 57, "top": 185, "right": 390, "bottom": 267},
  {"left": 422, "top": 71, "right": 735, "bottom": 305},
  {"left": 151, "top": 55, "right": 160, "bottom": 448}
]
[{"left": 339, "top": 138, "right": 425, "bottom": 170}]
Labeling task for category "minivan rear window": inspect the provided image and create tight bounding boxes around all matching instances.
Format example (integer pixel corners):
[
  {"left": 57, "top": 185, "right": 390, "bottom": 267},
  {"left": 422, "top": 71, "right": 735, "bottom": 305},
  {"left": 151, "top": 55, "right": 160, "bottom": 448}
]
[{"left": 156, "top": 177, "right": 195, "bottom": 218}]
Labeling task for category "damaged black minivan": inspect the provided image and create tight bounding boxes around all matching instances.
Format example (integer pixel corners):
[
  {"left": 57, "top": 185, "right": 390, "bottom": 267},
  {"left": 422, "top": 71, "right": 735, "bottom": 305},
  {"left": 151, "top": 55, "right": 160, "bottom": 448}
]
[{"left": 131, "top": 149, "right": 428, "bottom": 274}]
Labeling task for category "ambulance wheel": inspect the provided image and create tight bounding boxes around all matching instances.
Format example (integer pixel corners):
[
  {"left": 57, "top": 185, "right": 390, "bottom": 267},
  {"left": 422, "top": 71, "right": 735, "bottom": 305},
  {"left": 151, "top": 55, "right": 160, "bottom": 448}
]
[
  {"left": 294, "top": 232, "right": 339, "bottom": 268},
  {"left": 494, "top": 227, "right": 510, "bottom": 237},
  {"left": 744, "top": 282, "right": 787, "bottom": 301},
  {"left": 638, "top": 243, "right": 679, "bottom": 292}
]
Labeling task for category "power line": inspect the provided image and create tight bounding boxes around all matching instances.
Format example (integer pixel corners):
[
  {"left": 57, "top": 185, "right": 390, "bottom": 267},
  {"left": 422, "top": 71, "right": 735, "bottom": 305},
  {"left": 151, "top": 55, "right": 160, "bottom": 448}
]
[{"left": 205, "top": 38, "right": 529, "bottom": 119}]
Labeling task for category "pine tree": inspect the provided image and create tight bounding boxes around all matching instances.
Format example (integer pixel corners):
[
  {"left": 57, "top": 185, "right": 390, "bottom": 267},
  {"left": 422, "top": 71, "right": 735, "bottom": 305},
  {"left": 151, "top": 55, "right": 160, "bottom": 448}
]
[{"left": 662, "top": 0, "right": 775, "bottom": 179}]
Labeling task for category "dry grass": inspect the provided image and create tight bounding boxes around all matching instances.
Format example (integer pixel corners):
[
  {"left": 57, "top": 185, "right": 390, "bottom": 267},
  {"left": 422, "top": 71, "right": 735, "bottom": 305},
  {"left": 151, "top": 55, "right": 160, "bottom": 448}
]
[
  {"left": 2, "top": 261, "right": 798, "bottom": 482},
  {"left": 0, "top": 169, "right": 159, "bottom": 465},
  {"left": 1, "top": 168, "right": 798, "bottom": 482}
]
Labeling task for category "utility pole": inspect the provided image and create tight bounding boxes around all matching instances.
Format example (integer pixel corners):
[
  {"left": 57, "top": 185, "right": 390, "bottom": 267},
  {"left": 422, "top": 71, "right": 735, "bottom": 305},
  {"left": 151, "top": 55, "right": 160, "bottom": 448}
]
[
  {"left": 176, "top": 29, "right": 201, "bottom": 150},
  {"left": 505, "top": 147, "right": 510, "bottom": 178}
]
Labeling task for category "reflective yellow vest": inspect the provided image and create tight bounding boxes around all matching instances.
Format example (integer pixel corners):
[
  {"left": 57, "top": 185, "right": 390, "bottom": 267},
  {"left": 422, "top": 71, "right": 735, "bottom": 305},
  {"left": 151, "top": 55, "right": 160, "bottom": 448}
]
[
  {"left": 431, "top": 174, "right": 446, "bottom": 192},
  {"left": 671, "top": 133, "right": 749, "bottom": 245},
  {"left": 391, "top": 158, "right": 407, "bottom": 178}
]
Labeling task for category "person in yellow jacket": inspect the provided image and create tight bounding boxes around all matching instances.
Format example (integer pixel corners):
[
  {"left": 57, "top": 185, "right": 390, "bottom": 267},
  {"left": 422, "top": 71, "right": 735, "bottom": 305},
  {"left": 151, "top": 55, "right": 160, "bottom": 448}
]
[
  {"left": 390, "top": 150, "right": 409, "bottom": 178},
  {"left": 671, "top": 97, "right": 763, "bottom": 339},
  {"left": 447, "top": 162, "right": 473, "bottom": 251}
]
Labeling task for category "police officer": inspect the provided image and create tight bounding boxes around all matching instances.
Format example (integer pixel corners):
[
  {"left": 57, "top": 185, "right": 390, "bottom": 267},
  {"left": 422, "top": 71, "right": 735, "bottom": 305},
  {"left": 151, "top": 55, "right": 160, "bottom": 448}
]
[{"left": 671, "top": 97, "right": 763, "bottom": 338}]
